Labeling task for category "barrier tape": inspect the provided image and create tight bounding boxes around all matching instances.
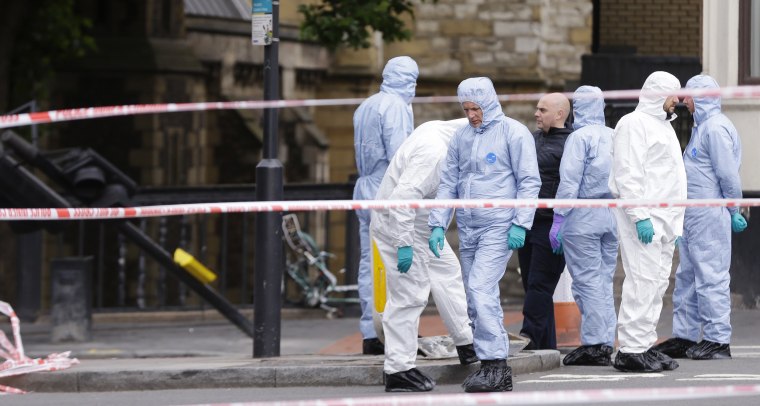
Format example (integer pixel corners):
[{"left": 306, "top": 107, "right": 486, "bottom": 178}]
[
  {"left": 0, "top": 301, "right": 79, "bottom": 395},
  {"left": 190, "top": 385, "right": 760, "bottom": 406},
  {"left": 0, "top": 197, "right": 758, "bottom": 221},
  {"left": 2, "top": 85, "right": 760, "bottom": 130}
]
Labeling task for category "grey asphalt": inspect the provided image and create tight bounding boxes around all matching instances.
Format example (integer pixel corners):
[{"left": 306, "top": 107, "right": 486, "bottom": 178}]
[{"left": 0, "top": 305, "right": 559, "bottom": 393}]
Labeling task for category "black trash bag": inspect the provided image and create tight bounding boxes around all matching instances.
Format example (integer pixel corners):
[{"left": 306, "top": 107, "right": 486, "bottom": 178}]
[
  {"left": 457, "top": 344, "right": 479, "bottom": 365},
  {"left": 562, "top": 344, "right": 613, "bottom": 366},
  {"left": 686, "top": 340, "right": 731, "bottom": 360},
  {"left": 651, "top": 337, "right": 697, "bottom": 359},
  {"left": 462, "top": 359, "right": 513, "bottom": 392},
  {"left": 647, "top": 348, "right": 679, "bottom": 370},
  {"left": 385, "top": 367, "right": 436, "bottom": 392},
  {"left": 613, "top": 350, "right": 665, "bottom": 373}
]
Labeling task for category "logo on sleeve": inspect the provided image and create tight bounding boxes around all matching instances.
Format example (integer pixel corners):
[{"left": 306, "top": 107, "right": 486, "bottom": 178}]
[{"left": 486, "top": 152, "right": 497, "bottom": 164}]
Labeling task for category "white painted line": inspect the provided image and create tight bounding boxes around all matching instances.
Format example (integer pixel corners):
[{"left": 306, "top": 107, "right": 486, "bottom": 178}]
[{"left": 521, "top": 373, "right": 665, "bottom": 384}]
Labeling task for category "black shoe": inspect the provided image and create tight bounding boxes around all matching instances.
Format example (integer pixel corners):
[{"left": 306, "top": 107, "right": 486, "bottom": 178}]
[
  {"left": 456, "top": 344, "right": 478, "bottom": 365},
  {"left": 613, "top": 351, "right": 664, "bottom": 373},
  {"left": 686, "top": 340, "right": 731, "bottom": 360},
  {"left": 363, "top": 338, "right": 384, "bottom": 355},
  {"left": 519, "top": 333, "right": 536, "bottom": 351},
  {"left": 562, "top": 344, "right": 613, "bottom": 366},
  {"left": 646, "top": 348, "right": 679, "bottom": 370},
  {"left": 462, "top": 359, "right": 513, "bottom": 392},
  {"left": 651, "top": 337, "right": 697, "bottom": 359},
  {"left": 385, "top": 368, "right": 436, "bottom": 392}
]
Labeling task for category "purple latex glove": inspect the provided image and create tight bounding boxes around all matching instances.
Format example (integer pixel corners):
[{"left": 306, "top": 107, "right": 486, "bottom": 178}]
[{"left": 549, "top": 214, "right": 565, "bottom": 251}]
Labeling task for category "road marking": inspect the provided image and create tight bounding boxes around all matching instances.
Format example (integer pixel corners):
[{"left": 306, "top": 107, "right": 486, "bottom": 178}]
[
  {"left": 521, "top": 373, "right": 665, "bottom": 383},
  {"left": 678, "top": 374, "right": 760, "bottom": 382}
]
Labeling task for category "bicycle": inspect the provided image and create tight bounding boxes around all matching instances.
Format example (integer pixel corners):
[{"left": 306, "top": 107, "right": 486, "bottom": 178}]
[{"left": 281, "top": 213, "right": 359, "bottom": 318}]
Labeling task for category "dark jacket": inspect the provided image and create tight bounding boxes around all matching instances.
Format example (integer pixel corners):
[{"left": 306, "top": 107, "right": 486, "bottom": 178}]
[{"left": 533, "top": 126, "right": 571, "bottom": 221}]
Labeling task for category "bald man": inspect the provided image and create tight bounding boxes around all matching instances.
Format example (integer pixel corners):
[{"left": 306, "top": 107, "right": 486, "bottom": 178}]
[{"left": 518, "top": 92, "right": 572, "bottom": 350}]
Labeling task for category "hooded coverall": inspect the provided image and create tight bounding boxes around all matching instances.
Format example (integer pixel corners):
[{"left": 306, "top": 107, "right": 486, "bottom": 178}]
[
  {"left": 371, "top": 118, "right": 473, "bottom": 374},
  {"left": 555, "top": 86, "right": 618, "bottom": 347},
  {"left": 428, "top": 77, "right": 541, "bottom": 360},
  {"left": 609, "top": 71, "right": 687, "bottom": 354},
  {"left": 671, "top": 74, "right": 743, "bottom": 345},
  {"left": 353, "top": 56, "right": 419, "bottom": 340}
]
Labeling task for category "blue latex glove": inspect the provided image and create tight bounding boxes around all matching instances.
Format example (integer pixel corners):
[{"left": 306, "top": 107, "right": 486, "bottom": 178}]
[
  {"left": 549, "top": 214, "right": 565, "bottom": 252},
  {"left": 731, "top": 212, "right": 748, "bottom": 233},
  {"left": 507, "top": 225, "right": 526, "bottom": 250},
  {"left": 636, "top": 219, "right": 654, "bottom": 244},
  {"left": 397, "top": 246, "right": 413, "bottom": 273},
  {"left": 428, "top": 227, "right": 445, "bottom": 258},
  {"left": 552, "top": 233, "right": 564, "bottom": 255}
]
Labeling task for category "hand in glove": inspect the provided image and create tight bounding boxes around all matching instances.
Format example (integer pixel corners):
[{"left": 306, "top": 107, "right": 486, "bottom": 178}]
[
  {"left": 549, "top": 214, "right": 565, "bottom": 254},
  {"left": 397, "top": 246, "right": 413, "bottom": 273},
  {"left": 428, "top": 227, "right": 445, "bottom": 258},
  {"left": 731, "top": 212, "right": 748, "bottom": 233},
  {"left": 636, "top": 218, "right": 654, "bottom": 244},
  {"left": 507, "top": 225, "right": 526, "bottom": 250}
]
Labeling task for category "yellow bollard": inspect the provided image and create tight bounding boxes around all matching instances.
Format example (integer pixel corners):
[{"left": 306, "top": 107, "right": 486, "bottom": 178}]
[{"left": 173, "top": 248, "right": 218, "bottom": 284}]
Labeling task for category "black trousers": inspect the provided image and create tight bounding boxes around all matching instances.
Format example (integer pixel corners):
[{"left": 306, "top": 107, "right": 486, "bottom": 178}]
[{"left": 517, "top": 219, "right": 566, "bottom": 350}]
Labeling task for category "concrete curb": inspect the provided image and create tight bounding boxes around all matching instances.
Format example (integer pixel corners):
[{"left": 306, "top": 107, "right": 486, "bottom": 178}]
[{"left": 0, "top": 351, "right": 560, "bottom": 393}]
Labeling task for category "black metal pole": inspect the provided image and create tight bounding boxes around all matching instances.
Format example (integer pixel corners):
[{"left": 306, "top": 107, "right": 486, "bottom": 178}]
[{"left": 254, "top": 0, "right": 284, "bottom": 358}]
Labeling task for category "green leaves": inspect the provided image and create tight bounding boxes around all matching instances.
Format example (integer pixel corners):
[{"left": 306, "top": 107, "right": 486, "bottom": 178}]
[{"left": 298, "top": 0, "right": 436, "bottom": 50}]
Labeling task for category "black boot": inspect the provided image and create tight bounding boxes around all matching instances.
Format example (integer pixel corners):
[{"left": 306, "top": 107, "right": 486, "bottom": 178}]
[
  {"left": 362, "top": 338, "right": 384, "bottom": 355},
  {"left": 646, "top": 348, "right": 679, "bottom": 370},
  {"left": 385, "top": 368, "right": 435, "bottom": 392},
  {"left": 613, "top": 351, "right": 664, "bottom": 373},
  {"left": 462, "top": 359, "right": 513, "bottom": 392},
  {"left": 651, "top": 337, "right": 696, "bottom": 359},
  {"left": 456, "top": 344, "right": 478, "bottom": 365},
  {"left": 562, "top": 344, "right": 613, "bottom": 366},
  {"left": 686, "top": 340, "right": 731, "bottom": 360}
]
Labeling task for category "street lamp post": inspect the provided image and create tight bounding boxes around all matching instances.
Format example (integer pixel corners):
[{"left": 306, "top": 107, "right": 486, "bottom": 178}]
[{"left": 252, "top": 0, "right": 283, "bottom": 358}]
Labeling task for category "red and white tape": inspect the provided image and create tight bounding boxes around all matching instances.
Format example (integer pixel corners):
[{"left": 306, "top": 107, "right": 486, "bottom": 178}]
[
  {"left": 0, "top": 198, "right": 757, "bottom": 221},
  {"left": 0, "top": 301, "right": 79, "bottom": 395},
  {"left": 190, "top": 385, "right": 760, "bottom": 406},
  {"left": 2, "top": 85, "right": 760, "bottom": 130}
]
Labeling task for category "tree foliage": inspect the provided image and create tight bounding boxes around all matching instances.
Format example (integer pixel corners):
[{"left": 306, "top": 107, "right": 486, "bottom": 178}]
[
  {"left": 2, "top": 0, "right": 95, "bottom": 110},
  {"left": 298, "top": 0, "right": 436, "bottom": 50}
]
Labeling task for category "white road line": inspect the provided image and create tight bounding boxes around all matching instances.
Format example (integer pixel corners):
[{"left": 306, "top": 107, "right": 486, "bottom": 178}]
[
  {"left": 521, "top": 373, "right": 666, "bottom": 383},
  {"left": 677, "top": 374, "right": 760, "bottom": 382}
]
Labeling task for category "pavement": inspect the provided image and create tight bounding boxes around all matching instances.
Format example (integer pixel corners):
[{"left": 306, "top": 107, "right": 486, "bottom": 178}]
[{"left": 0, "top": 305, "right": 560, "bottom": 393}]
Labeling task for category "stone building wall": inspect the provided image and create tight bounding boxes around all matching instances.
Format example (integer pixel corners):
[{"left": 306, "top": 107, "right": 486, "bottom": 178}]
[{"left": 598, "top": 0, "right": 702, "bottom": 56}]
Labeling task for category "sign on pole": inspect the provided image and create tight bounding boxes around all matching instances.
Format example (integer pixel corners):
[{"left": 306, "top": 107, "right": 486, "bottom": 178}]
[{"left": 251, "top": 0, "right": 273, "bottom": 46}]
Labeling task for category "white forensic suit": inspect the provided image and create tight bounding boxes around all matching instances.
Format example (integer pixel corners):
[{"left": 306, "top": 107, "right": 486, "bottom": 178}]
[
  {"left": 609, "top": 71, "right": 687, "bottom": 355},
  {"left": 353, "top": 56, "right": 419, "bottom": 342},
  {"left": 371, "top": 118, "right": 473, "bottom": 375}
]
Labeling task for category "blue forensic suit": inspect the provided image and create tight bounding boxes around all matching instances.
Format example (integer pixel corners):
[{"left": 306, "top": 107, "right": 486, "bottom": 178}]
[
  {"left": 428, "top": 77, "right": 541, "bottom": 360},
  {"left": 554, "top": 86, "right": 618, "bottom": 347},
  {"left": 671, "top": 74, "right": 743, "bottom": 345},
  {"left": 353, "top": 56, "right": 419, "bottom": 340}
]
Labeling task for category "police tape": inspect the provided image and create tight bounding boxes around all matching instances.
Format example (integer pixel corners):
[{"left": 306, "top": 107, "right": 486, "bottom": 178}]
[
  {"left": 188, "top": 385, "right": 760, "bottom": 406},
  {"left": 1, "top": 85, "right": 760, "bottom": 130},
  {"left": 0, "top": 198, "right": 758, "bottom": 221},
  {"left": 0, "top": 301, "right": 79, "bottom": 395}
]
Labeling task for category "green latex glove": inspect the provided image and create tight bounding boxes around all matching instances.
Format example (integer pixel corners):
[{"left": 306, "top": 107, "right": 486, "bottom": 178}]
[
  {"left": 731, "top": 212, "right": 748, "bottom": 233},
  {"left": 636, "top": 218, "right": 654, "bottom": 244},
  {"left": 675, "top": 236, "right": 682, "bottom": 247},
  {"left": 507, "top": 225, "right": 526, "bottom": 250},
  {"left": 428, "top": 227, "right": 445, "bottom": 258},
  {"left": 397, "top": 246, "right": 413, "bottom": 273},
  {"left": 552, "top": 233, "right": 564, "bottom": 255}
]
